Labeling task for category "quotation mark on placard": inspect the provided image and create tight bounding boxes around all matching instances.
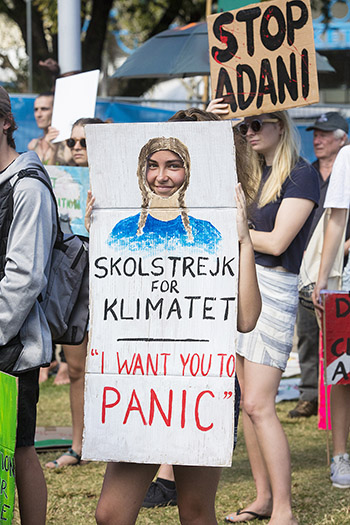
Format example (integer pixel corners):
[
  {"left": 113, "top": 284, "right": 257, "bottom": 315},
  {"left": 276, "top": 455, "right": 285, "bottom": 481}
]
[
  {"left": 223, "top": 391, "right": 233, "bottom": 399},
  {"left": 91, "top": 348, "right": 98, "bottom": 356}
]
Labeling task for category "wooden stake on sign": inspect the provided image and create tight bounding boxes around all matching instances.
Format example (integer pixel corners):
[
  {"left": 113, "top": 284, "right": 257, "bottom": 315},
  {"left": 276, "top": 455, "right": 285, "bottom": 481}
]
[
  {"left": 207, "top": 0, "right": 319, "bottom": 118},
  {"left": 322, "top": 293, "right": 330, "bottom": 466},
  {"left": 202, "top": 0, "right": 213, "bottom": 107}
]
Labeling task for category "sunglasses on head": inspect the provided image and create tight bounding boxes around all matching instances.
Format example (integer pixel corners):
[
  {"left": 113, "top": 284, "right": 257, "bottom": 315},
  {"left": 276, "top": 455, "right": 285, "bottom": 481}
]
[
  {"left": 66, "top": 138, "right": 86, "bottom": 149},
  {"left": 238, "top": 117, "right": 279, "bottom": 136}
]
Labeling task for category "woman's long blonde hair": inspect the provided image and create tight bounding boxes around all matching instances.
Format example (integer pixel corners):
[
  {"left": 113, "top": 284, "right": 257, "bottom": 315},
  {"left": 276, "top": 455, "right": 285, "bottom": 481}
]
[{"left": 249, "top": 111, "right": 300, "bottom": 208}]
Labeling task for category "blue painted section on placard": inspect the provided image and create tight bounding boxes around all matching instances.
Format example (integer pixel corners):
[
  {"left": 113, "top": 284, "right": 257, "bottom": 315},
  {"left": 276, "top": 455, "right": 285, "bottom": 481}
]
[
  {"left": 107, "top": 213, "right": 222, "bottom": 255},
  {"left": 48, "top": 166, "right": 90, "bottom": 237}
]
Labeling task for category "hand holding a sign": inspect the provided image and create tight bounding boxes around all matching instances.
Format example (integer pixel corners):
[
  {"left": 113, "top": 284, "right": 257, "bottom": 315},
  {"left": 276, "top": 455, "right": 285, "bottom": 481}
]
[
  {"left": 206, "top": 97, "right": 230, "bottom": 117},
  {"left": 236, "top": 183, "right": 262, "bottom": 334},
  {"left": 85, "top": 190, "right": 95, "bottom": 233},
  {"left": 235, "top": 183, "right": 250, "bottom": 245},
  {"left": 312, "top": 208, "right": 349, "bottom": 318},
  {"left": 44, "top": 126, "right": 60, "bottom": 145},
  {"left": 312, "top": 280, "right": 326, "bottom": 319}
]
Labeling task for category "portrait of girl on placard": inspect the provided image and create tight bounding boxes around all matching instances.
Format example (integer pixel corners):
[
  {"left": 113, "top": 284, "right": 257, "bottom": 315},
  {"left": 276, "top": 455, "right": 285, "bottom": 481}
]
[{"left": 107, "top": 136, "right": 222, "bottom": 255}]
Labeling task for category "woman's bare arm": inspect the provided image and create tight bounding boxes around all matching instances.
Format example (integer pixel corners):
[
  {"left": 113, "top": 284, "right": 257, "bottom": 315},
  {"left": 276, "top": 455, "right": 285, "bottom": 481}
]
[
  {"left": 312, "top": 207, "right": 348, "bottom": 314},
  {"left": 85, "top": 190, "right": 95, "bottom": 233},
  {"left": 236, "top": 183, "right": 261, "bottom": 332},
  {"left": 250, "top": 197, "right": 315, "bottom": 256}
]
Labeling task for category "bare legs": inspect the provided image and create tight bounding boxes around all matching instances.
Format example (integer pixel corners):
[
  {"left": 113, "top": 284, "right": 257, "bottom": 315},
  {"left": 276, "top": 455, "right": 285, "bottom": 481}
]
[
  {"left": 157, "top": 463, "right": 175, "bottom": 481},
  {"left": 15, "top": 446, "right": 47, "bottom": 525},
  {"left": 96, "top": 463, "right": 159, "bottom": 525},
  {"left": 46, "top": 334, "right": 88, "bottom": 467},
  {"left": 174, "top": 465, "right": 221, "bottom": 525},
  {"left": 226, "top": 356, "right": 297, "bottom": 524},
  {"left": 95, "top": 463, "right": 222, "bottom": 525},
  {"left": 64, "top": 336, "right": 88, "bottom": 457},
  {"left": 53, "top": 360, "right": 70, "bottom": 385},
  {"left": 331, "top": 384, "right": 350, "bottom": 456}
]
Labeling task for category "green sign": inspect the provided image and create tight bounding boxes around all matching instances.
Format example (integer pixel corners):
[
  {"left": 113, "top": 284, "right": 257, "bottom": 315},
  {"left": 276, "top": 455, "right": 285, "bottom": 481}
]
[
  {"left": 0, "top": 372, "right": 18, "bottom": 523},
  {"left": 218, "top": 0, "right": 259, "bottom": 10}
]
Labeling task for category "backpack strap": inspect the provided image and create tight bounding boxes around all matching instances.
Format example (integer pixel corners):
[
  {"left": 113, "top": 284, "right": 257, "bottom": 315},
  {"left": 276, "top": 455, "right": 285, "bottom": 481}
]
[{"left": 13, "top": 167, "right": 64, "bottom": 243}]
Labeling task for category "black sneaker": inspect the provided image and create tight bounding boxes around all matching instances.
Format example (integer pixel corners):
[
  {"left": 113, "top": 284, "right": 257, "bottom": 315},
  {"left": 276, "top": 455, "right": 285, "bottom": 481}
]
[
  {"left": 142, "top": 479, "right": 177, "bottom": 508},
  {"left": 288, "top": 399, "right": 318, "bottom": 418}
]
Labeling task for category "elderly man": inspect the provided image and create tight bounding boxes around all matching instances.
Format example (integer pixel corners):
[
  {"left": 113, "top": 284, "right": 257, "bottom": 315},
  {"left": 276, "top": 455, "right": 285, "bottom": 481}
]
[
  {"left": 289, "top": 112, "right": 349, "bottom": 418},
  {"left": 313, "top": 139, "right": 350, "bottom": 488}
]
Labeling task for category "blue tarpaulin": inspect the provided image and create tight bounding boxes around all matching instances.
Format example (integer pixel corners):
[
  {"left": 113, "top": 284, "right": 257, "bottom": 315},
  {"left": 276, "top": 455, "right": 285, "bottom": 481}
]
[
  {"left": 9, "top": 94, "right": 320, "bottom": 163},
  {"left": 10, "top": 94, "right": 174, "bottom": 153}
]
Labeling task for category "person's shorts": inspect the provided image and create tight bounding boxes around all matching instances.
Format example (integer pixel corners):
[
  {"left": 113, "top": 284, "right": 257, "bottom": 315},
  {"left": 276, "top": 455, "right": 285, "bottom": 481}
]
[
  {"left": 14, "top": 368, "right": 40, "bottom": 448},
  {"left": 237, "top": 265, "right": 299, "bottom": 372}
]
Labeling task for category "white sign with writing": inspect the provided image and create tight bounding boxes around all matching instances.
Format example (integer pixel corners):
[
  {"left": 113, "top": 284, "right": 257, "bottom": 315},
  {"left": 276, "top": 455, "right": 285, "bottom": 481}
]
[{"left": 83, "top": 121, "right": 238, "bottom": 466}]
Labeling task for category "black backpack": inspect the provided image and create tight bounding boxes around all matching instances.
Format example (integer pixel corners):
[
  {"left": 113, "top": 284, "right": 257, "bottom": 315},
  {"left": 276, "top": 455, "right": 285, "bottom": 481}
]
[{"left": 15, "top": 168, "right": 89, "bottom": 345}]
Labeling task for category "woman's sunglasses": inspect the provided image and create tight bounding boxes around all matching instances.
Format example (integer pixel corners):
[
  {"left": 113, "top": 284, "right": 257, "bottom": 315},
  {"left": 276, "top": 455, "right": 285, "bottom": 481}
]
[
  {"left": 238, "top": 118, "right": 279, "bottom": 136},
  {"left": 66, "top": 138, "right": 86, "bottom": 149}
]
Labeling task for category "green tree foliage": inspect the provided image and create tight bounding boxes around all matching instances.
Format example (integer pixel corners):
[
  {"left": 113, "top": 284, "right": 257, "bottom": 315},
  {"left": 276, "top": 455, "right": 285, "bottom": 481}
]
[
  {"left": 111, "top": 0, "right": 206, "bottom": 96},
  {"left": 0, "top": 0, "right": 330, "bottom": 96},
  {"left": 0, "top": 0, "right": 113, "bottom": 92},
  {"left": 0, "top": 0, "right": 208, "bottom": 94}
]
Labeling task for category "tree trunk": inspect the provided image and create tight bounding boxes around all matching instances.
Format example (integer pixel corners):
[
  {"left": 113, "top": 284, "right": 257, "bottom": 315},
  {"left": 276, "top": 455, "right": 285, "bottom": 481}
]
[
  {"left": 3, "top": 0, "right": 52, "bottom": 92},
  {"left": 82, "top": 0, "right": 114, "bottom": 71}
]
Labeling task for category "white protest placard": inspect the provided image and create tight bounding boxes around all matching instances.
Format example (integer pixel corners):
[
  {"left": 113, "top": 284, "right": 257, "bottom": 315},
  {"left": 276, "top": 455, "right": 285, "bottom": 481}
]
[
  {"left": 82, "top": 121, "right": 238, "bottom": 466},
  {"left": 51, "top": 69, "right": 99, "bottom": 143},
  {"left": 207, "top": 0, "right": 319, "bottom": 118}
]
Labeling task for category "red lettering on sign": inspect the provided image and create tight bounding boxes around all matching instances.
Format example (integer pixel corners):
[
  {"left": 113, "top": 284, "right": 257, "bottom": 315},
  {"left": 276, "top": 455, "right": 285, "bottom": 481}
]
[
  {"left": 226, "top": 354, "right": 235, "bottom": 377},
  {"left": 102, "top": 387, "right": 121, "bottom": 424},
  {"left": 217, "top": 353, "right": 227, "bottom": 376},
  {"left": 201, "top": 354, "right": 213, "bottom": 376},
  {"left": 149, "top": 388, "right": 173, "bottom": 426},
  {"left": 190, "top": 353, "right": 200, "bottom": 376},
  {"left": 161, "top": 353, "right": 170, "bottom": 375},
  {"left": 195, "top": 390, "right": 215, "bottom": 431},
  {"left": 181, "top": 389, "right": 187, "bottom": 429},
  {"left": 116, "top": 352, "right": 135, "bottom": 374},
  {"left": 146, "top": 353, "right": 158, "bottom": 375},
  {"left": 123, "top": 389, "right": 147, "bottom": 425},
  {"left": 180, "top": 353, "right": 190, "bottom": 375},
  {"left": 133, "top": 354, "right": 145, "bottom": 375}
]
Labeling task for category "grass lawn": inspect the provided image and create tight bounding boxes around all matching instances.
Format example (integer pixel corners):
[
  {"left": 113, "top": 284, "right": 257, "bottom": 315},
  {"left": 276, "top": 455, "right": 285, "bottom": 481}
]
[{"left": 12, "top": 377, "right": 350, "bottom": 524}]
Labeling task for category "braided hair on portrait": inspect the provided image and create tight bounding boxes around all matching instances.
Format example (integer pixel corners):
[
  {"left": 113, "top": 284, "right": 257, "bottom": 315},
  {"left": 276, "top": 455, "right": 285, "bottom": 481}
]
[{"left": 136, "top": 137, "right": 193, "bottom": 241}]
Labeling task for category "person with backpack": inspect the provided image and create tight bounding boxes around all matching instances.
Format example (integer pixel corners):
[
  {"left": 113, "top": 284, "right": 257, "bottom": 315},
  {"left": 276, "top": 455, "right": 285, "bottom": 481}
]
[
  {"left": 45, "top": 117, "right": 103, "bottom": 468},
  {"left": 0, "top": 86, "right": 57, "bottom": 524}
]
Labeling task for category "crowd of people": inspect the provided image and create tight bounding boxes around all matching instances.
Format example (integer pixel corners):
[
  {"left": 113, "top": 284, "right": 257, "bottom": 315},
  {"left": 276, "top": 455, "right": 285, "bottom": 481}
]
[{"left": 0, "top": 79, "right": 350, "bottom": 525}]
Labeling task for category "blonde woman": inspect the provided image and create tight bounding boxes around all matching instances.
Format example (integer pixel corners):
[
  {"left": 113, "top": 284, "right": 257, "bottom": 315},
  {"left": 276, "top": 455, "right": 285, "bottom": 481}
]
[{"left": 207, "top": 104, "right": 320, "bottom": 525}]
